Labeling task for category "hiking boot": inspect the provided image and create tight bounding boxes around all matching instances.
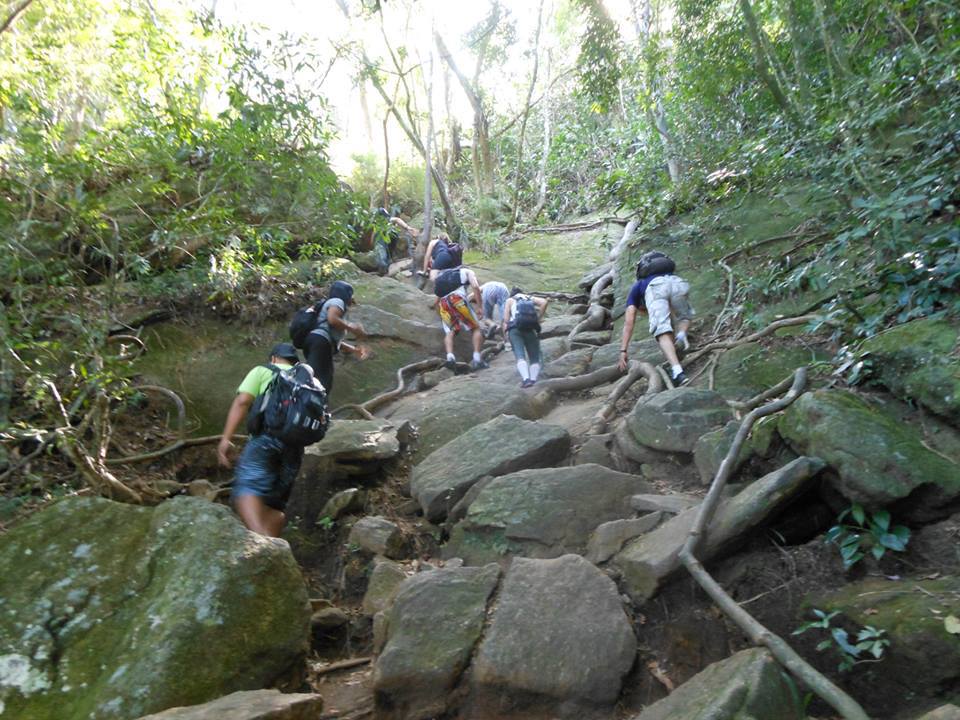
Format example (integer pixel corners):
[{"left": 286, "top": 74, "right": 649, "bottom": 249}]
[
  {"left": 470, "top": 359, "right": 490, "bottom": 371},
  {"left": 444, "top": 358, "right": 457, "bottom": 371},
  {"left": 672, "top": 371, "right": 690, "bottom": 386}
]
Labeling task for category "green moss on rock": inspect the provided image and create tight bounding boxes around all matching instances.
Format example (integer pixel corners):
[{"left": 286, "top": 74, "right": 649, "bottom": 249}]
[{"left": 0, "top": 497, "right": 310, "bottom": 720}]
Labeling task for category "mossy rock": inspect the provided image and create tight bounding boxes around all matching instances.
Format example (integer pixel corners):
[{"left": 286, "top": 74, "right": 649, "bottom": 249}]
[
  {"left": 860, "top": 317, "right": 960, "bottom": 425},
  {"left": 812, "top": 577, "right": 960, "bottom": 708},
  {"left": 0, "top": 497, "right": 310, "bottom": 720},
  {"left": 779, "top": 389, "right": 960, "bottom": 520},
  {"left": 713, "top": 342, "right": 822, "bottom": 401}
]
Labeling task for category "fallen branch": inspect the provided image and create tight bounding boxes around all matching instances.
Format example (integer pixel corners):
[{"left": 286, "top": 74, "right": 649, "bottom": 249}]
[
  {"left": 105, "top": 385, "right": 187, "bottom": 465},
  {"left": 727, "top": 374, "right": 795, "bottom": 412},
  {"left": 678, "top": 368, "right": 871, "bottom": 720},
  {"left": 684, "top": 314, "right": 821, "bottom": 366},
  {"left": 712, "top": 261, "right": 736, "bottom": 337},
  {"left": 587, "top": 360, "right": 661, "bottom": 435},
  {"left": 310, "top": 656, "right": 372, "bottom": 675}
]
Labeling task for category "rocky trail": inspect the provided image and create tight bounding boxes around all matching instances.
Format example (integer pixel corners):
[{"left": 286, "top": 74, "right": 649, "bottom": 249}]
[{"left": 3, "top": 202, "right": 960, "bottom": 720}]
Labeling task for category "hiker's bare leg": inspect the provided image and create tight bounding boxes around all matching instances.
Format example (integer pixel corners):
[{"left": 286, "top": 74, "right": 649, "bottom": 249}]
[
  {"left": 235, "top": 495, "right": 286, "bottom": 537},
  {"left": 443, "top": 331, "right": 456, "bottom": 356},
  {"left": 657, "top": 332, "right": 681, "bottom": 367},
  {"left": 472, "top": 328, "right": 483, "bottom": 353}
]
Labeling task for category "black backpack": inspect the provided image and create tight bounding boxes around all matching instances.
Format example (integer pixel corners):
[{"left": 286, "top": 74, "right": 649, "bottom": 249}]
[
  {"left": 434, "top": 268, "right": 466, "bottom": 298},
  {"left": 432, "top": 239, "right": 463, "bottom": 270},
  {"left": 289, "top": 298, "right": 327, "bottom": 349},
  {"left": 635, "top": 251, "right": 676, "bottom": 280},
  {"left": 513, "top": 295, "right": 541, "bottom": 332},
  {"left": 247, "top": 363, "right": 330, "bottom": 446}
]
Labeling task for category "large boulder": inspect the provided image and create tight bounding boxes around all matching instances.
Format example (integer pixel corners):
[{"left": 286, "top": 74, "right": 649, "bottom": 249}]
[
  {"left": 135, "top": 690, "right": 323, "bottom": 720},
  {"left": 693, "top": 420, "right": 752, "bottom": 485},
  {"left": 614, "top": 457, "right": 825, "bottom": 601},
  {"left": 539, "top": 315, "right": 581, "bottom": 338},
  {"left": 779, "top": 389, "right": 960, "bottom": 520},
  {"left": 0, "top": 497, "right": 310, "bottom": 720},
  {"left": 626, "top": 388, "right": 733, "bottom": 453},
  {"left": 470, "top": 555, "right": 636, "bottom": 711},
  {"left": 812, "top": 576, "right": 960, "bottom": 711},
  {"left": 444, "top": 464, "right": 653, "bottom": 565},
  {"left": 860, "top": 317, "right": 960, "bottom": 424},
  {"left": 379, "top": 379, "right": 545, "bottom": 460},
  {"left": 629, "top": 648, "right": 801, "bottom": 720},
  {"left": 373, "top": 564, "right": 500, "bottom": 720},
  {"left": 411, "top": 415, "right": 571, "bottom": 522},
  {"left": 713, "top": 341, "right": 822, "bottom": 401},
  {"left": 543, "top": 346, "right": 595, "bottom": 378},
  {"left": 589, "top": 338, "right": 663, "bottom": 372},
  {"left": 362, "top": 559, "right": 409, "bottom": 616},
  {"left": 348, "top": 516, "right": 405, "bottom": 559}
]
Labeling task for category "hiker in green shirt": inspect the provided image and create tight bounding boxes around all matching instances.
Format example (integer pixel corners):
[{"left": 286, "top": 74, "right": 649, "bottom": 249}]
[{"left": 218, "top": 343, "right": 304, "bottom": 537}]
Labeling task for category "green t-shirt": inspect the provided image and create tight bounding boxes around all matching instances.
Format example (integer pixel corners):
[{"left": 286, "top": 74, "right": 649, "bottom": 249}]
[{"left": 236, "top": 362, "right": 293, "bottom": 397}]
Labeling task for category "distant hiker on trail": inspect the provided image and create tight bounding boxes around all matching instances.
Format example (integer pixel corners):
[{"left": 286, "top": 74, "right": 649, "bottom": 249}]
[
  {"left": 433, "top": 266, "right": 488, "bottom": 372},
  {"left": 503, "top": 288, "right": 548, "bottom": 388},
  {"left": 480, "top": 280, "right": 509, "bottom": 337},
  {"left": 293, "top": 280, "right": 370, "bottom": 396},
  {"left": 618, "top": 250, "right": 693, "bottom": 386},
  {"left": 218, "top": 342, "right": 329, "bottom": 537},
  {"left": 423, "top": 233, "right": 463, "bottom": 280}
]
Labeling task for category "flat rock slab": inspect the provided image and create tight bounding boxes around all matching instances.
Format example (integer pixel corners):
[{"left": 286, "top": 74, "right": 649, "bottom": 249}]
[
  {"left": 373, "top": 564, "right": 500, "bottom": 720},
  {"left": 630, "top": 493, "right": 701, "bottom": 514},
  {"left": 586, "top": 514, "right": 664, "bottom": 564},
  {"left": 630, "top": 648, "right": 801, "bottom": 720},
  {"left": 444, "top": 464, "right": 653, "bottom": 565},
  {"left": 135, "top": 690, "right": 324, "bottom": 720},
  {"left": 411, "top": 414, "right": 571, "bottom": 523},
  {"left": 539, "top": 315, "right": 581, "bottom": 338},
  {"left": 779, "top": 389, "right": 960, "bottom": 520},
  {"left": 614, "top": 457, "right": 825, "bottom": 601},
  {"left": 302, "top": 418, "right": 402, "bottom": 468},
  {"left": 627, "top": 387, "right": 733, "bottom": 453},
  {"left": 589, "top": 338, "right": 663, "bottom": 372},
  {"left": 349, "top": 516, "right": 405, "bottom": 558},
  {"left": 571, "top": 330, "right": 612, "bottom": 345},
  {"left": 544, "top": 346, "right": 595, "bottom": 378},
  {"left": 362, "top": 558, "right": 409, "bottom": 616},
  {"left": 470, "top": 555, "right": 636, "bottom": 711},
  {"left": 380, "top": 379, "right": 542, "bottom": 459},
  {"left": 0, "top": 497, "right": 310, "bottom": 720}
]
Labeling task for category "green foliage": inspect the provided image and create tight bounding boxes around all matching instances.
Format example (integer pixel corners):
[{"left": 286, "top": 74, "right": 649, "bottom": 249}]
[
  {"left": 825, "top": 503, "right": 911, "bottom": 569},
  {"left": 574, "top": 0, "right": 622, "bottom": 114},
  {"left": 793, "top": 609, "right": 891, "bottom": 672}
]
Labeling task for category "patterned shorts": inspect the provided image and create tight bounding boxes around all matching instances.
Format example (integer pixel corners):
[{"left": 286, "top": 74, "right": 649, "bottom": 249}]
[{"left": 438, "top": 293, "right": 480, "bottom": 334}]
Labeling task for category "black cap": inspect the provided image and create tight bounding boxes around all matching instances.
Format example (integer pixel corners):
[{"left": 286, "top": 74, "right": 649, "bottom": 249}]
[
  {"left": 329, "top": 280, "right": 355, "bottom": 305},
  {"left": 270, "top": 342, "right": 299, "bottom": 363}
]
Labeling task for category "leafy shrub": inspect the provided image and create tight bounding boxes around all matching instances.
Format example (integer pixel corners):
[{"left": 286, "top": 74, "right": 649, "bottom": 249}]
[
  {"left": 793, "top": 609, "right": 891, "bottom": 672},
  {"left": 825, "top": 503, "right": 910, "bottom": 569}
]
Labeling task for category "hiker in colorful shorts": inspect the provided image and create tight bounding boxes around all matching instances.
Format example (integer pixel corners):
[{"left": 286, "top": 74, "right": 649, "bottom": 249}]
[
  {"left": 303, "top": 280, "right": 370, "bottom": 396},
  {"left": 433, "top": 266, "right": 488, "bottom": 371},
  {"left": 480, "top": 280, "right": 509, "bottom": 337},
  {"left": 502, "top": 287, "right": 548, "bottom": 388},
  {"left": 217, "top": 342, "right": 303, "bottom": 537},
  {"left": 618, "top": 251, "right": 694, "bottom": 385}
]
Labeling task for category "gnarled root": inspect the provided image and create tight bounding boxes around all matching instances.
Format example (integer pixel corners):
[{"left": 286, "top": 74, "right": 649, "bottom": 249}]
[{"left": 587, "top": 361, "right": 661, "bottom": 435}]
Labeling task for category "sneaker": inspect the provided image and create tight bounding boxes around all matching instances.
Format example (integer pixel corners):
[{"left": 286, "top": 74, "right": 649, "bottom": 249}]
[
  {"left": 444, "top": 358, "right": 457, "bottom": 371},
  {"left": 521, "top": 378, "right": 535, "bottom": 388},
  {"left": 672, "top": 371, "right": 690, "bottom": 386},
  {"left": 470, "top": 359, "right": 490, "bottom": 371}
]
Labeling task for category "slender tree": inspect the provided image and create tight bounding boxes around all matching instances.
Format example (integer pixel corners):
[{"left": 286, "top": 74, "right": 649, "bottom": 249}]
[
  {"left": 738, "top": 0, "right": 801, "bottom": 126},
  {"left": 507, "top": 0, "right": 545, "bottom": 232}
]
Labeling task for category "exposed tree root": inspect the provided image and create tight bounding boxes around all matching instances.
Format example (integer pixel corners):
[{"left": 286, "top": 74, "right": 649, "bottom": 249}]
[
  {"left": 535, "top": 363, "right": 622, "bottom": 393},
  {"left": 678, "top": 368, "right": 871, "bottom": 720},
  {"left": 587, "top": 361, "right": 661, "bottom": 435},
  {"left": 727, "top": 374, "right": 795, "bottom": 412},
  {"left": 711, "top": 261, "right": 736, "bottom": 337},
  {"left": 105, "top": 385, "right": 187, "bottom": 465},
  {"left": 332, "top": 358, "right": 448, "bottom": 419},
  {"left": 105, "top": 334, "right": 147, "bottom": 361},
  {"left": 685, "top": 314, "right": 821, "bottom": 367}
]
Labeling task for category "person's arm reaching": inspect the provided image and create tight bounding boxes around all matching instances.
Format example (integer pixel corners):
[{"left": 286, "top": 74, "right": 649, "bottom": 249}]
[
  {"left": 502, "top": 297, "right": 513, "bottom": 336},
  {"left": 327, "top": 304, "right": 366, "bottom": 338},
  {"left": 469, "top": 272, "right": 483, "bottom": 319},
  {"left": 534, "top": 296, "right": 549, "bottom": 319},
  {"left": 423, "top": 238, "right": 438, "bottom": 273},
  {"left": 618, "top": 305, "right": 638, "bottom": 371},
  {"left": 218, "top": 392, "right": 254, "bottom": 467},
  {"left": 340, "top": 341, "right": 371, "bottom": 360}
]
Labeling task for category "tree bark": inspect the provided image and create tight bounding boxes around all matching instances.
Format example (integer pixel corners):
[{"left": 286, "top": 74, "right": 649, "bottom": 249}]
[
  {"left": 738, "top": 0, "right": 801, "bottom": 126},
  {"left": 783, "top": 0, "right": 813, "bottom": 106},
  {"left": 435, "top": 22, "right": 497, "bottom": 196},
  {"left": 0, "top": 0, "right": 34, "bottom": 35},
  {"left": 530, "top": 48, "right": 553, "bottom": 222},
  {"left": 506, "top": 0, "right": 544, "bottom": 232},
  {"left": 381, "top": 113, "right": 390, "bottom": 208},
  {"left": 421, "top": 29, "right": 435, "bottom": 257}
]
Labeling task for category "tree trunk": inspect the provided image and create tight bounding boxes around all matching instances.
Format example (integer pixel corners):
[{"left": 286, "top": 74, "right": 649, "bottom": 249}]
[
  {"left": 632, "top": 0, "right": 681, "bottom": 183},
  {"left": 435, "top": 26, "right": 497, "bottom": 196},
  {"left": 738, "top": 0, "right": 801, "bottom": 126},
  {"left": 381, "top": 113, "right": 390, "bottom": 208},
  {"left": 507, "top": 0, "right": 544, "bottom": 233},
  {"left": 421, "top": 35, "right": 435, "bottom": 269},
  {"left": 1, "top": 0, "right": 35, "bottom": 35},
  {"left": 531, "top": 49, "right": 553, "bottom": 223},
  {"left": 783, "top": 0, "right": 813, "bottom": 106}
]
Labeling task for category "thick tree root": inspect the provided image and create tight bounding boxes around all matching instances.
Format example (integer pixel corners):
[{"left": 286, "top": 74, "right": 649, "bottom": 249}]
[
  {"left": 678, "top": 368, "right": 871, "bottom": 720},
  {"left": 684, "top": 314, "right": 821, "bottom": 367},
  {"left": 587, "top": 361, "right": 661, "bottom": 435}
]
